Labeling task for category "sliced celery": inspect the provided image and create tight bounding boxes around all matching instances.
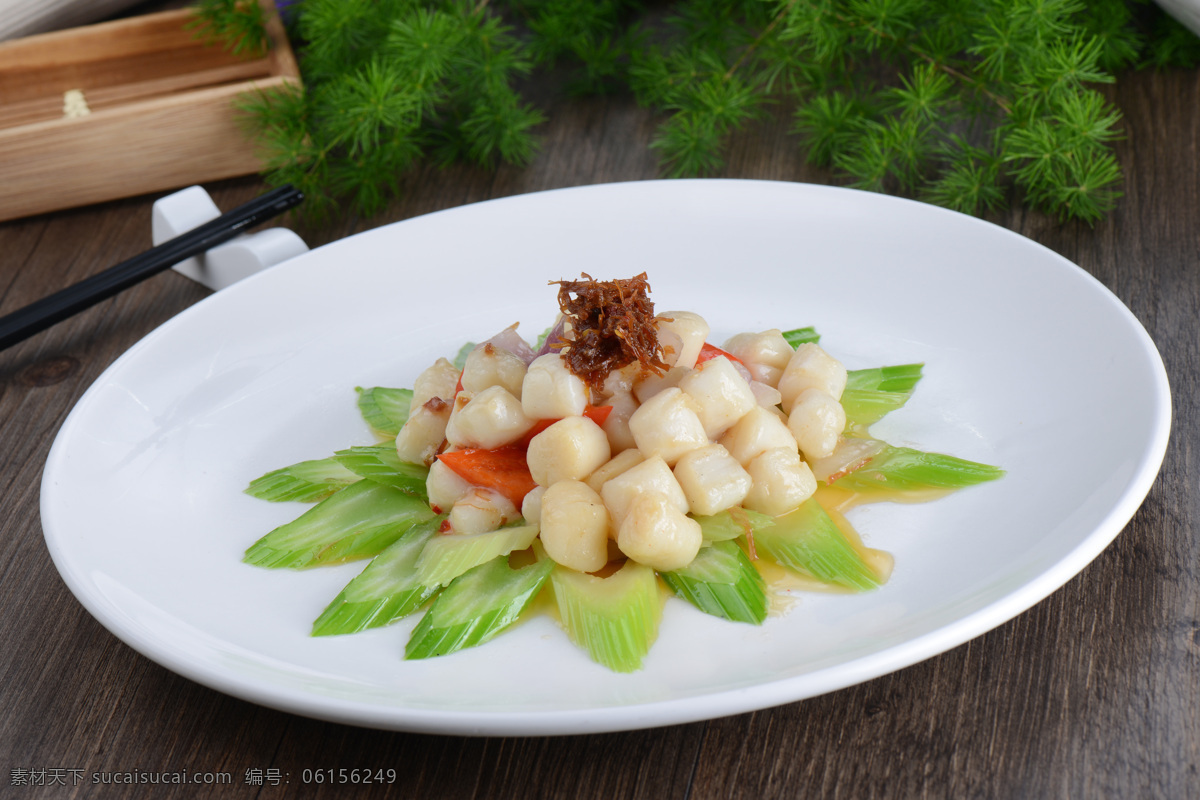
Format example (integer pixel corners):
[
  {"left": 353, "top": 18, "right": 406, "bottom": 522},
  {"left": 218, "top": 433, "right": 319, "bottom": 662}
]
[
  {"left": 845, "top": 363, "right": 924, "bottom": 393},
  {"left": 244, "top": 457, "right": 360, "bottom": 503},
  {"left": 782, "top": 326, "right": 820, "bottom": 347},
  {"left": 842, "top": 364, "right": 924, "bottom": 430},
  {"left": 693, "top": 507, "right": 775, "bottom": 542},
  {"left": 754, "top": 499, "right": 881, "bottom": 591},
  {"left": 662, "top": 540, "right": 768, "bottom": 624},
  {"left": 334, "top": 445, "right": 428, "bottom": 498},
  {"left": 550, "top": 560, "right": 661, "bottom": 673},
  {"left": 841, "top": 390, "right": 915, "bottom": 431},
  {"left": 452, "top": 342, "right": 475, "bottom": 370},
  {"left": 832, "top": 444, "right": 1005, "bottom": 492},
  {"left": 355, "top": 387, "right": 413, "bottom": 437},
  {"left": 414, "top": 524, "right": 540, "bottom": 588},
  {"left": 405, "top": 556, "right": 553, "bottom": 660},
  {"left": 311, "top": 516, "right": 444, "bottom": 636},
  {"left": 243, "top": 481, "right": 436, "bottom": 569}
]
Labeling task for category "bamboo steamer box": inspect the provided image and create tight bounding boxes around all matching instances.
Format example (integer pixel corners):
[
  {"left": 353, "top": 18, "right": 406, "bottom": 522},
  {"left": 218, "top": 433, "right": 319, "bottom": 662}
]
[{"left": 0, "top": 1, "right": 299, "bottom": 222}]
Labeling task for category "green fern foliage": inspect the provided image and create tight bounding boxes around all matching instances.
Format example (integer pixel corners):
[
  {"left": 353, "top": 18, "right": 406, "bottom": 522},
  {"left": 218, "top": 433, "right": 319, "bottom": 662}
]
[
  {"left": 233, "top": 0, "right": 544, "bottom": 219},
  {"left": 191, "top": 0, "right": 270, "bottom": 56},
  {"left": 198, "top": 0, "right": 1199, "bottom": 223}
]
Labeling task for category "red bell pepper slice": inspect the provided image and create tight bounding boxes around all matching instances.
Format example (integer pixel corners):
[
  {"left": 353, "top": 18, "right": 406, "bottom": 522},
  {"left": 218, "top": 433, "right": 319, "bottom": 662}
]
[
  {"left": 695, "top": 342, "right": 747, "bottom": 368},
  {"left": 518, "top": 405, "right": 613, "bottom": 446},
  {"left": 436, "top": 447, "right": 537, "bottom": 508}
]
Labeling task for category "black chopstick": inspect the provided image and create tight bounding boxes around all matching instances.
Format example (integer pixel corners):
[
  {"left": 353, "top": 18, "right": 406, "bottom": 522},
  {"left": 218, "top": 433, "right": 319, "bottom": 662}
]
[{"left": 0, "top": 184, "right": 304, "bottom": 352}]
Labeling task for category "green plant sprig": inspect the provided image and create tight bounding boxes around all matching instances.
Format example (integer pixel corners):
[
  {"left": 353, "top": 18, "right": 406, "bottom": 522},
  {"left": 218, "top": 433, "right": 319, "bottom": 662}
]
[
  {"left": 194, "top": 0, "right": 1200, "bottom": 224},
  {"left": 190, "top": 0, "right": 270, "bottom": 56},
  {"left": 226, "top": 0, "right": 544, "bottom": 220}
]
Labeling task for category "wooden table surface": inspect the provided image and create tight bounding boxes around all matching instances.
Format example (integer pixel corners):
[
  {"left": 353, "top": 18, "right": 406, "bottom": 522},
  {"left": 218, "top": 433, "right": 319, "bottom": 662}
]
[{"left": 2, "top": 19, "right": 1198, "bottom": 800}]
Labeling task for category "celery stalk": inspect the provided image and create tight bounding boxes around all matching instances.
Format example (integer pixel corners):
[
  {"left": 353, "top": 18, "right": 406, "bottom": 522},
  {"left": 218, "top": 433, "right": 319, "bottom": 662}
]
[
  {"left": 405, "top": 556, "right": 553, "bottom": 660},
  {"left": 832, "top": 444, "right": 1005, "bottom": 492},
  {"left": 841, "top": 364, "right": 924, "bottom": 430},
  {"left": 663, "top": 540, "right": 768, "bottom": 624},
  {"left": 243, "top": 481, "right": 436, "bottom": 568},
  {"left": 693, "top": 507, "right": 775, "bottom": 542},
  {"left": 841, "top": 390, "right": 915, "bottom": 431},
  {"left": 355, "top": 387, "right": 413, "bottom": 436},
  {"left": 452, "top": 342, "right": 475, "bottom": 371},
  {"left": 550, "top": 560, "right": 661, "bottom": 672},
  {"left": 244, "top": 458, "right": 360, "bottom": 503},
  {"left": 754, "top": 499, "right": 881, "bottom": 591},
  {"left": 414, "top": 524, "right": 540, "bottom": 588},
  {"left": 311, "top": 516, "right": 444, "bottom": 635},
  {"left": 845, "top": 363, "right": 924, "bottom": 393},
  {"left": 334, "top": 445, "right": 428, "bottom": 498},
  {"left": 782, "top": 326, "right": 820, "bottom": 347}
]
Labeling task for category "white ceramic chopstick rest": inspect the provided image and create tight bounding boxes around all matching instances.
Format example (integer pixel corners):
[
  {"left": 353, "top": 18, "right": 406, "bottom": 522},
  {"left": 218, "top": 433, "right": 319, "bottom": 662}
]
[{"left": 152, "top": 185, "right": 309, "bottom": 291}]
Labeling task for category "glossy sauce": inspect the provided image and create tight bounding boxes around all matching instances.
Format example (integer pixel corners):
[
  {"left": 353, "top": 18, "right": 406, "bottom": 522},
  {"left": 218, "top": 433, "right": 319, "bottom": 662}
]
[
  {"left": 531, "top": 485, "right": 953, "bottom": 622},
  {"left": 749, "top": 485, "right": 955, "bottom": 615}
]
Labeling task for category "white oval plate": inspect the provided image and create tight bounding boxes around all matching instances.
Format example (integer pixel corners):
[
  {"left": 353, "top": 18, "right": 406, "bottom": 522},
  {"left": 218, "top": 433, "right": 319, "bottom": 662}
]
[{"left": 41, "top": 180, "right": 1170, "bottom": 736}]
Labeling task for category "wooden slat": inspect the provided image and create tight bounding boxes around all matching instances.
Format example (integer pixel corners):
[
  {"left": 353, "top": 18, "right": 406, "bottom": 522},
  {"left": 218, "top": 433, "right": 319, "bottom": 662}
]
[
  {"left": 0, "top": 0, "right": 145, "bottom": 43},
  {"left": 0, "top": 59, "right": 274, "bottom": 128},
  {"left": 0, "top": 0, "right": 297, "bottom": 221},
  {"left": 0, "top": 10, "right": 224, "bottom": 102},
  {"left": 0, "top": 77, "right": 292, "bottom": 222},
  {"left": 0, "top": 9, "right": 196, "bottom": 70}
]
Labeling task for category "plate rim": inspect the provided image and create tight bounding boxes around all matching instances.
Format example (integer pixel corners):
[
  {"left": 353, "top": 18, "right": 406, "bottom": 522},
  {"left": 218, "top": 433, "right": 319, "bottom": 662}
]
[{"left": 39, "top": 178, "right": 1173, "bottom": 735}]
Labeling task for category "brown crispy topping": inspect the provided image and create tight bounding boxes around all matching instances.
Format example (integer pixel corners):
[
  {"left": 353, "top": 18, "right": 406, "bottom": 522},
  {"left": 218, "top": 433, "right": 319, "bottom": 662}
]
[{"left": 550, "top": 273, "right": 668, "bottom": 389}]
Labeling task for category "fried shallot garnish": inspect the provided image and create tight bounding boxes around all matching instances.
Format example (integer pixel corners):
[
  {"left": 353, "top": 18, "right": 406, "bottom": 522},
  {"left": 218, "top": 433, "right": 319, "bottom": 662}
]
[{"left": 550, "top": 273, "right": 668, "bottom": 390}]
